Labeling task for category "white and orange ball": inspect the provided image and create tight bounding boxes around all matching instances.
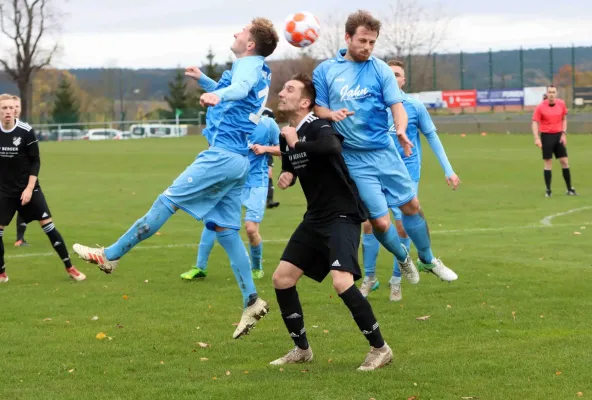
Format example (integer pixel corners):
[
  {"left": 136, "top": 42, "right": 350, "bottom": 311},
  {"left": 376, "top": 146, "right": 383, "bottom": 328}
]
[{"left": 284, "top": 11, "right": 321, "bottom": 48}]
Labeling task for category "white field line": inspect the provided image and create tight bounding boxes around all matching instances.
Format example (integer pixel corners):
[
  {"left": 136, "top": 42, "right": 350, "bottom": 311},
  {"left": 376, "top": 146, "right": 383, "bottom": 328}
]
[
  {"left": 539, "top": 206, "right": 592, "bottom": 226},
  {"left": 6, "top": 218, "right": 591, "bottom": 260}
]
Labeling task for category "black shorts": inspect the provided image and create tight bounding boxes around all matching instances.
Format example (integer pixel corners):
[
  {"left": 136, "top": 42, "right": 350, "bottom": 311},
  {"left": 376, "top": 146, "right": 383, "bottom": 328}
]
[
  {"left": 280, "top": 218, "right": 362, "bottom": 283},
  {"left": 267, "top": 154, "right": 274, "bottom": 167},
  {"left": 0, "top": 189, "right": 52, "bottom": 226},
  {"left": 541, "top": 133, "right": 568, "bottom": 160}
]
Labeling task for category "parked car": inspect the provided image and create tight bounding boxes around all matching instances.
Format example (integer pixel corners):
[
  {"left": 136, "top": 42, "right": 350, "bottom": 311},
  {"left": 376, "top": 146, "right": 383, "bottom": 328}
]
[
  {"left": 55, "top": 129, "right": 84, "bottom": 141},
  {"left": 114, "top": 131, "right": 131, "bottom": 140},
  {"left": 82, "top": 129, "right": 121, "bottom": 140}
]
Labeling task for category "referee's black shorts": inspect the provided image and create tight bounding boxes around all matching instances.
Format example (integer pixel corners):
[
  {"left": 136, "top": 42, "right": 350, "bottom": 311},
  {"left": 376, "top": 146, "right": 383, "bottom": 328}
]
[
  {"left": 541, "top": 133, "right": 568, "bottom": 160},
  {"left": 0, "top": 188, "right": 52, "bottom": 226},
  {"left": 280, "top": 218, "right": 362, "bottom": 283}
]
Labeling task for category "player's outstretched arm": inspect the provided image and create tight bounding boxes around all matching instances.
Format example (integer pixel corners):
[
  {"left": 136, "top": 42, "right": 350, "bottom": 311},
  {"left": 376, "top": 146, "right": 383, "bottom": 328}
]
[
  {"left": 417, "top": 102, "right": 456, "bottom": 184},
  {"left": 185, "top": 66, "right": 218, "bottom": 92}
]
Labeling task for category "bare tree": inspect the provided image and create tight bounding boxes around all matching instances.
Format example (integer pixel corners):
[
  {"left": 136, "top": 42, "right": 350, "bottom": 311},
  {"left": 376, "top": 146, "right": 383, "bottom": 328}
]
[
  {"left": 379, "top": 0, "right": 449, "bottom": 59},
  {"left": 0, "top": 0, "right": 61, "bottom": 120},
  {"left": 310, "top": 14, "right": 346, "bottom": 60}
]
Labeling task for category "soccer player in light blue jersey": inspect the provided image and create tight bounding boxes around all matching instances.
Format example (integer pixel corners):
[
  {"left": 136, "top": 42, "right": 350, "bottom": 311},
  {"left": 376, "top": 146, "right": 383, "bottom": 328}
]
[
  {"left": 360, "top": 60, "right": 461, "bottom": 301},
  {"left": 312, "top": 10, "right": 457, "bottom": 291},
  {"left": 72, "top": 18, "right": 280, "bottom": 339},
  {"left": 180, "top": 109, "right": 280, "bottom": 281}
]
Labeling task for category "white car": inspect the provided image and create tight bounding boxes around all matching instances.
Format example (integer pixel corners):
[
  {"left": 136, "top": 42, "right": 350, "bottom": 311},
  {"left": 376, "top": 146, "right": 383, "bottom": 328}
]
[
  {"left": 82, "top": 129, "right": 121, "bottom": 140},
  {"left": 114, "top": 131, "right": 131, "bottom": 140}
]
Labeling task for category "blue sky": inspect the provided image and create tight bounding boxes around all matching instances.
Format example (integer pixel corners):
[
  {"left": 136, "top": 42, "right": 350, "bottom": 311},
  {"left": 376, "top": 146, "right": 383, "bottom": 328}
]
[{"left": 7, "top": 0, "right": 590, "bottom": 68}]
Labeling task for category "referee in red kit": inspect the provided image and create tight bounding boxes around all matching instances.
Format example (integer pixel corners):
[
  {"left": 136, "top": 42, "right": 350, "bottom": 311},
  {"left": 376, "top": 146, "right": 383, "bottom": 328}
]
[{"left": 532, "top": 85, "right": 576, "bottom": 197}]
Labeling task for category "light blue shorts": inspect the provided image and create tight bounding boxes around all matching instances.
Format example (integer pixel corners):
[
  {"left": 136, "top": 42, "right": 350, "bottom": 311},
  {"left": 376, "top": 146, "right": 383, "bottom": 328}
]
[
  {"left": 241, "top": 186, "right": 268, "bottom": 223},
  {"left": 342, "top": 139, "right": 416, "bottom": 219},
  {"left": 391, "top": 180, "right": 420, "bottom": 220},
  {"left": 162, "top": 147, "right": 249, "bottom": 230}
]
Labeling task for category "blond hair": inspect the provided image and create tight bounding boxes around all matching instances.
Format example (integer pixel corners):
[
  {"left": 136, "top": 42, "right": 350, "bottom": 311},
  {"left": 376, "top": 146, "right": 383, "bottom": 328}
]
[{"left": 0, "top": 93, "right": 14, "bottom": 102}]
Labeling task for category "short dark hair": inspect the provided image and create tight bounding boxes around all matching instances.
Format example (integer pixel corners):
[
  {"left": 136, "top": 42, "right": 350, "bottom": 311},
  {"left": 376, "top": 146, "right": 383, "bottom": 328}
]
[
  {"left": 291, "top": 73, "right": 316, "bottom": 110},
  {"left": 547, "top": 84, "right": 556, "bottom": 90},
  {"left": 387, "top": 59, "right": 404, "bottom": 68},
  {"left": 250, "top": 18, "right": 279, "bottom": 57},
  {"left": 345, "top": 10, "right": 381, "bottom": 37}
]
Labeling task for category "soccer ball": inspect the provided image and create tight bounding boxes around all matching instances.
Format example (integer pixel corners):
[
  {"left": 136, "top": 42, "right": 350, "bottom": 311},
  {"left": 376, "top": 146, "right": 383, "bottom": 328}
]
[{"left": 284, "top": 12, "right": 321, "bottom": 48}]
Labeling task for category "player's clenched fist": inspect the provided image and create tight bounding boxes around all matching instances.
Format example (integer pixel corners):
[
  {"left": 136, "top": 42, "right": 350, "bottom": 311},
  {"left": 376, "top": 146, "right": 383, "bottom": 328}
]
[
  {"left": 329, "top": 108, "right": 354, "bottom": 122},
  {"left": 278, "top": 172, "right": 294, "bottom": 189},
  {"left": 281, "top": 126, "right": 299, "bottom": 148},
  {"left": 185, "top": 66, "right": 202, "bottom": 80},
  {"left": 200, "top": 93, "right": 220, "bottom": 107}
]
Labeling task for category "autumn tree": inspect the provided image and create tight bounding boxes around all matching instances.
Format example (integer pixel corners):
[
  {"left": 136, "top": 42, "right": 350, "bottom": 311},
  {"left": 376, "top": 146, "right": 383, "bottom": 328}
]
[{"left": 0, "top": 0, "right": 61, "bottom": 120}]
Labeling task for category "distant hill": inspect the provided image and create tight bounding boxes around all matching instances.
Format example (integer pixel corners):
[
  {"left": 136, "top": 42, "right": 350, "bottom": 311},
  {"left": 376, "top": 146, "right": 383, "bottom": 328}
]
[{"left": 0, "top": 46, "right": 590, "bottom": 101}]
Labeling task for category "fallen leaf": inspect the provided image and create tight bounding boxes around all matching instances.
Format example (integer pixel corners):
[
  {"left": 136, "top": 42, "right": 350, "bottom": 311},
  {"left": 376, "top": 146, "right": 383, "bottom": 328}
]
[
  {"left": 279, "top": 368, "right": 285, "bottom": 372},
  {"left": 447, "top": 304, "right": 452, "bottom": 308},
  {"left": 232, "top": 323, "right": 239, "bottom": 327},
  {"left": 573, "top": 232, "right": 581, "bottom": 235},
  {"left": 328, "top": 359, "right": 333, "bottom": 363},
  {"left": 160, "top": 361, "right": 164, "bottom": 365},
  {"left": 540, "top": 315, "right": 544, "bottom": 318},
  {"left": 413, "top": 383, "right": 418, "bottom": 386},
  {"left": 243, "top": 370, "right": 249, "bottom": 374},
  {"left": 91, "top": 316, "right": 99, "bottom": 321},
  {"left": 108, "top": 337, "right": 113, "bottom": 341},
  {"left": 300, "top": 369, "right": 309, "bottom": 373},
  {"left": 577, "top": 392, "right": 583, "bottom": 397},
  {"left": 43, "top": 318, "right": 52, "bottom": 322},
  {"left": 323, "top": 330, "right": 329, "bottom": 333},
  {"left": 461, "top": 397, "right": 480, "bottom": 400},
  {"left": 580, "top": 226, "right": 586, "bottom": 230},
  {"left": 68, "top": 369, "right": 74, "bottom": 373},
  {"left": 225, "top": 371, "right": 231, "bottom": 376},
  {"left": 312, "top": 325, "right": 319, "bottom": 328},
  {"left": 122, "top": 295, "right": 129, "bottom": 300},
  {"left": 65, "top": 321, "right": 70, "bottom": 324},
  {"left": 512, "top": 311, "right": 516, "bottom": 321},
  {"left": 144, "top": 280, "right": 149, "bottom": 283},
  {"left": 407, "top": 396, "right": 417, "bottom": 400},
  {"left": 96, "top": 332, "right": 107, "bottom": 340},
  {"left": 416, "top": 315, "right": 430, "bottom": 321},
  {"left": 556, "top": 371, "right": 562, "bottom": 376},
  {"left": 212, "top": 376, "right": 217, "bottom": 380},
  {"left": 196, "top": 326, "right": 200, "bottom": 330},
  {"left": 116, "top": 324, "right": 124, "bottom": 329},
  {"left": 155, "top": 232, "right": 161, "bottom": 236},
  {"left": 200, "top": 358, "right": 208, "bottom": 361},
  {"left": 197, "top": 342, "right": 210, "bottom": 348}
]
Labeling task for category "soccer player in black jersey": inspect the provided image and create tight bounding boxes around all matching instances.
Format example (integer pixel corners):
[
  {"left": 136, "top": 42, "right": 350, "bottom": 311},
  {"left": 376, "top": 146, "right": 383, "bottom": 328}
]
[
  {"left": 268, "top": 75, "right": 393, "bottom": 371},
  {"left": 0, "top": 94, "right": 85, "bottom": 283},
  {"left": 12, "top": 95, "right": 30, "bottom": 247}
]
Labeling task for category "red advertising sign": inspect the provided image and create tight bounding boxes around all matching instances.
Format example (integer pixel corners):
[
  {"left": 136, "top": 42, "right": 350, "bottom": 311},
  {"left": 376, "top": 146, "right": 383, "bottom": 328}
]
[{"left": 442, "top": 90, "right": 476, "bottom": 108}]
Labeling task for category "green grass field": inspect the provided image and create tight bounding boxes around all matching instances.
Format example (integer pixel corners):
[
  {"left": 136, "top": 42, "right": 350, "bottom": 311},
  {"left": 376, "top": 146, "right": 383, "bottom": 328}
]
[{"left": 1, "top": 134, "right": 591, "bottom": 400}]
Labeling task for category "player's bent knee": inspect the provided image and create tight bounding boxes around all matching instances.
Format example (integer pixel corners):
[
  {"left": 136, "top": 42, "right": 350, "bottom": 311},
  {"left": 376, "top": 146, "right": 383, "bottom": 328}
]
[
  {"left": 244, "top": 221, "right": 259, "bottom": 237},
  {"left": 370, "top": 215, "right": 391, "bottom": 232},
  {"left": 272, "top": 261, "right": 302, "bottom": 289},
  {"left": 39, "top": 218, "right": 52, "bottom": 226},
  {"left": 331, "top": 270, "right": 355, "bottom": 295},
  {"left": 400, "top": 197, "right": 420, "bottom": 215}
]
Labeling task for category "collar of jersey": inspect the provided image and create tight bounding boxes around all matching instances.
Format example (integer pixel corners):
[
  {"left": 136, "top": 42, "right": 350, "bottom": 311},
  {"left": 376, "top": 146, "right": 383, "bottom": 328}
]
[{"left": 336, "top": 48, "right": 375, "bottom": 62}]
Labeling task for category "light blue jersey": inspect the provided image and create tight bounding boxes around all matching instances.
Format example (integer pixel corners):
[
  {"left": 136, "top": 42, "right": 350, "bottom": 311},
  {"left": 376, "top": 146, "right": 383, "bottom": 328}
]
[
  {"left": 312, "top": 49, "right": 404, "bottom": 150},
  {"left": 199, "top": 56, "right": 272, "bottom": 155},
  {"left": 388, "top": 93, "right": 454, "bottom": 182},
  {"left": 245, "top": 116, "right": 280, "bottom": 188}
]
